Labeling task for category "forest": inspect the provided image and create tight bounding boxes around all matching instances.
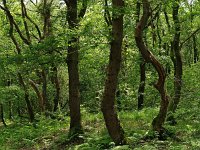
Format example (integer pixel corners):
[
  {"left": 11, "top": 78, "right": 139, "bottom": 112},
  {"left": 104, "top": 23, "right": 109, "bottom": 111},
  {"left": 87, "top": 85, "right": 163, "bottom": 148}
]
[{"left": 0, "top": 0, "right": 200, "bottom": 149}]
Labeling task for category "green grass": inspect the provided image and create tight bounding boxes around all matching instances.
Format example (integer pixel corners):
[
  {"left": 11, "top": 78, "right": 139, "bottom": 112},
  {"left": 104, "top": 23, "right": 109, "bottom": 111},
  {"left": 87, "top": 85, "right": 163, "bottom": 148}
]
[{"left": 0, "top": 105, "right": 200, "bottom": 150}]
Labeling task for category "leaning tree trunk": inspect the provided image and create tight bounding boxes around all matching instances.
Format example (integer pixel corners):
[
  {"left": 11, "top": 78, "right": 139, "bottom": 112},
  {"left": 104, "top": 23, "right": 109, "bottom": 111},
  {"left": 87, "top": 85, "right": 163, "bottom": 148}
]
[
  {"left": 66, "top": 0, "right": 82, "bottom": 137},
  {"left": 135, "top": 0, "right": 169, "bottom": 133},
  {"left": 101, "top": 0, "right": 126, "bottom": 145},
  {"left": 167, "top": 0, "right": 182, "bottom": 120}
]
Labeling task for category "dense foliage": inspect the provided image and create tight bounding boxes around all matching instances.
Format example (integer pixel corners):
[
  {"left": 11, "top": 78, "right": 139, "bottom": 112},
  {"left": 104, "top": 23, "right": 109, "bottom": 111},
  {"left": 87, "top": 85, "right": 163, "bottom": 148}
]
[{"left": 0, "top": 0, "right": 199, "bottom": 149}]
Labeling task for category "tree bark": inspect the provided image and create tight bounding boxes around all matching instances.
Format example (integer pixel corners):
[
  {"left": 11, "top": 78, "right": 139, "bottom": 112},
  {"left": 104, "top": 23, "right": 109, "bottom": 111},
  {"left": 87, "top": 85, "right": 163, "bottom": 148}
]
[
  {"left": 168, "top": 0, "right": 182, "bottom": 118},
  {"left": 136, "top": 0, "right": 146, "bottom": 110},
  {"left": 101, "top": 0, "right": 126, "bottom": 145},
  {"left": 135, "top": 0, "right": 169, "bottom": 133},
  {"left": 66, "top": 0, "right": 83, "bottom": 137}
]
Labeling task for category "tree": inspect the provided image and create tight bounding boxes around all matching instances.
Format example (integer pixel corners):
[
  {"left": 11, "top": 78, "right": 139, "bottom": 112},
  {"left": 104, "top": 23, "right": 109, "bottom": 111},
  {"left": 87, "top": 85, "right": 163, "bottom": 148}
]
[
  {"left": 101, "top": 0, "right": 126, "bottom": 145},
  {"left": 0, "top": 103, "right": 7, "bottom": 127},
  {"left": 64, "top": 0, "right": 87, "bottom": 138},
  {"left": 135, "top": 0, "right": 169, "bottom": 134},
  {"left": 0, "top": 0, "right": 35, "bottom": 122},
  {"left": 136, "top": 0, "right": 146, "bottom": 110},
  {"left": 167, "top": 0, "right": 182, "bottom": 123}
]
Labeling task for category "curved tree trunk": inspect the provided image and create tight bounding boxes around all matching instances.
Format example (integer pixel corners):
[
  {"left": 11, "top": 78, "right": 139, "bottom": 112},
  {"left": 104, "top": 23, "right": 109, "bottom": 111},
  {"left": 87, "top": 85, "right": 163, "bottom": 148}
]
[
  {"left": 101, "top": 0, "right": 126, "bottom": 145},
  {"left": 135, "top": 0, "right": 169, "bottom": 133}
]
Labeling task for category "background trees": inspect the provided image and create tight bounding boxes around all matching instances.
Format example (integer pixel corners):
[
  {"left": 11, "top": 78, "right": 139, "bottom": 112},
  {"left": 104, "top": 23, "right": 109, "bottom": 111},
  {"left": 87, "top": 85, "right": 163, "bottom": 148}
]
[{"left": 0, "top": 0, "right": 200, "bottom": 149}]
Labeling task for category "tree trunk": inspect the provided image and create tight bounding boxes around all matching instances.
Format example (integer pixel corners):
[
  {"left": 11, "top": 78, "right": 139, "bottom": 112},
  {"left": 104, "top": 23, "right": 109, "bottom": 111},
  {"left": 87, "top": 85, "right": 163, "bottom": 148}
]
[
  {"left": 66, "top": 0, "right": 83, "bottom": 137},
  {"left": 41, "top": 69, "right": 49, "bottom": 111},
  {"left": 7, "top": 80, "right": 13, "bottom": 119},
  {"left": 101, "top": 0, "right": 126, "bottom": 145},
  {"left": 0, "top": 104, "right": 7, "bottom": 127},
  {"left": 193, "top": 35, "right": 198, "bottom": 63},
  {"left": 189, "top": 2, "right": 198, "bottom": 64},
  {"left": 135, "top": 0, "right": 169, "bottom": 133},
  {"left": 136, "top": 0, "right": 146, "bottom": 110},
  {"left": 138, "top": 61, "right": 146, "bottom": 110},
  {"left": 168, "top": 0, "right": 182, "bottom": 120},
  {"left": 52, "top": 67, "right": 60, "bottom": 112},
  {"left": 8, "top": 101, "right": 12, "bottom": 120},
  {"left": 18, "top": 73, "right": 35, "bottom": 122},
  {"left": 29, "top": 79, "right": 44, "bottom": 112}
]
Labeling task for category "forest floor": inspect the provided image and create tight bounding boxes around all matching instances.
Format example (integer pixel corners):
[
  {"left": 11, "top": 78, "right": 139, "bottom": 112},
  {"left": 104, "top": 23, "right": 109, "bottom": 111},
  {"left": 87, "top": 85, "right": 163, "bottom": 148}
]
[{"left": 0, "top": 104, "right": 200, "bottom": 150}]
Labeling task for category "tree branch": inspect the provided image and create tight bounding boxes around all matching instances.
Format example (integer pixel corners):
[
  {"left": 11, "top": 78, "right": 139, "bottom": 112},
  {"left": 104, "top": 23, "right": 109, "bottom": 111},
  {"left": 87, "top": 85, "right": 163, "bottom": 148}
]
[
  {"left": 78, "top": 0, "right": 87, "bottom": 21},
  {"left": 21, "top": 0, "right": 31, "bottom": 42},
  {"left": 2, "top": 0, "right": 30, "bottom": 45},
  {"left": 104, "top": 0, "right": 112, "bottom": 26},
  {"left": 180, "top": 27, "right": 200, "bottom": 48}
]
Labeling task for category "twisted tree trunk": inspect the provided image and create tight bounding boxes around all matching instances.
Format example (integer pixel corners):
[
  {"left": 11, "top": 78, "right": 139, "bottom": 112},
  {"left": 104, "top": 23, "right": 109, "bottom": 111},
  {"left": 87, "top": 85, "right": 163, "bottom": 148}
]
[{"left": 135, "top": 0, "right": 169, "bottom": 133}]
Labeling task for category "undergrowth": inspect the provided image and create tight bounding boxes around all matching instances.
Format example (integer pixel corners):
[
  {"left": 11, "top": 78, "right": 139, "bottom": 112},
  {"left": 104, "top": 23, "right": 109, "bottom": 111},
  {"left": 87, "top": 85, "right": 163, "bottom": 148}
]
[
  {"left": 0, "top": 106, "right": 200, "bottom": 150},
  {"left": 0, "top": 63, "right": 199, "bottom": 149}
]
